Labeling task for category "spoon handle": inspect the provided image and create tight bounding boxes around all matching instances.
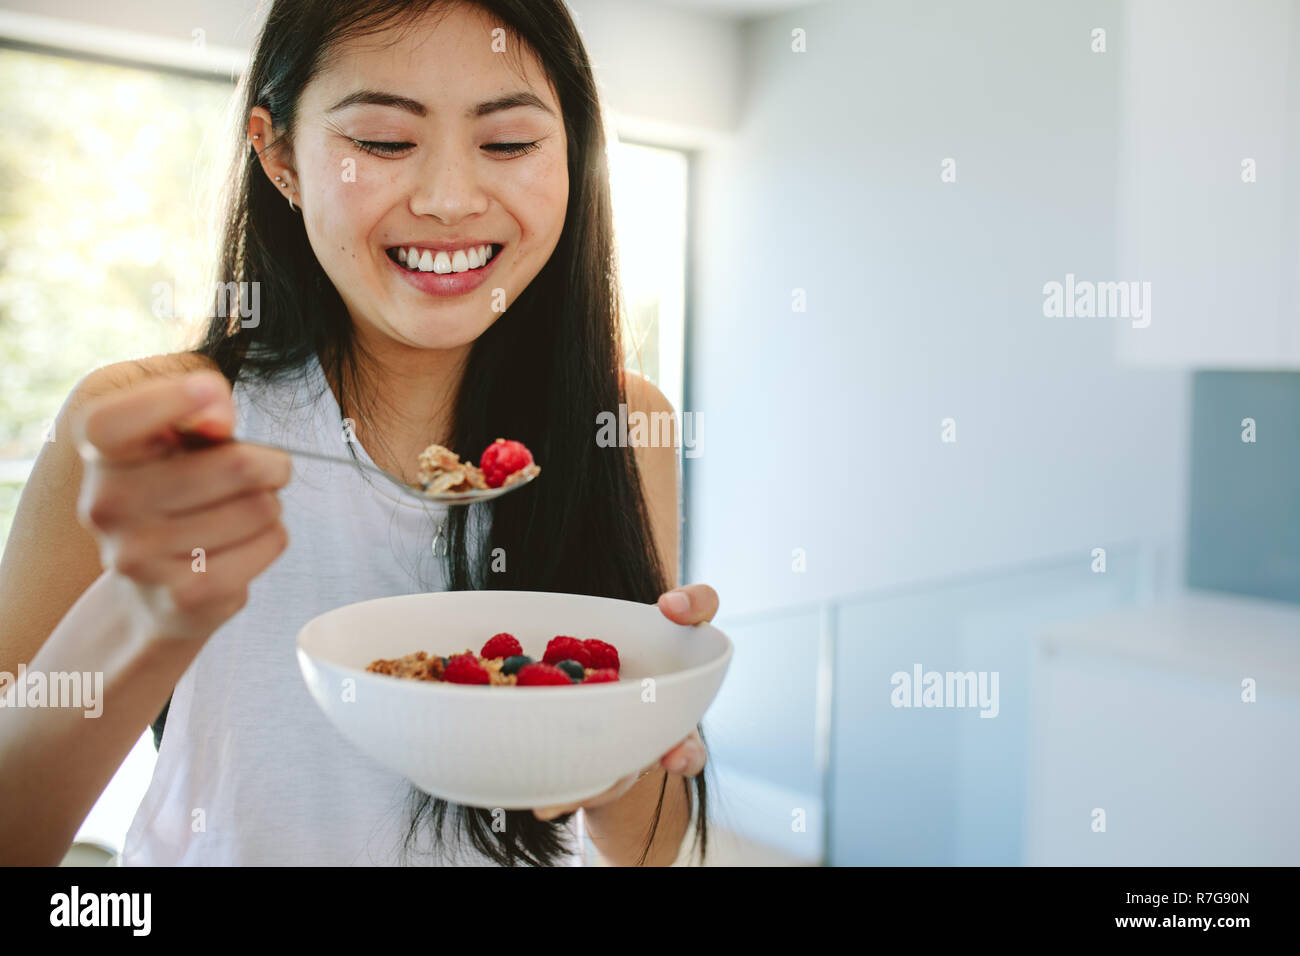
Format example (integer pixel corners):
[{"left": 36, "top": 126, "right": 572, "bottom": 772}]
[{"left": 173, "top": 425, "right": 420, "bottom": 496}]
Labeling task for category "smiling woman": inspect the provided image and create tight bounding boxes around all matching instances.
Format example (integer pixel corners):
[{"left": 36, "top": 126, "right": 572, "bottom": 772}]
[
  {"left": 244, "top": 9, "right": 568, "bottom": 366},
  {"left": 184, "top": 0, "right": 712, "bottom": 866},
  {"left": 0, "top": 0, "right": 711, "bottom": 869}
]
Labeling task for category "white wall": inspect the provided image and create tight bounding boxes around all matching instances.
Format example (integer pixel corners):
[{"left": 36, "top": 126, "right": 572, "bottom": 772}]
[
  {"left": 0, "top": 0, "right": 263, "bottom": 49},
  {"left": 1114, "top": 0, "right": 1300, "bottom": 368},
  {"left": 687, "top": 0, "right": 1201, "bottom": 863},
  {"left": 686, "top": 0, "right": 1190, "bottom": 615},
  {"left": 569, "top": 0, "right": 743, "bottom": 140}
]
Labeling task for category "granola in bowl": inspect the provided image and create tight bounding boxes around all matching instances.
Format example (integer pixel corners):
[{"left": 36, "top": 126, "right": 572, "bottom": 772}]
[{"left": 366, "top": 634, "right": 621, "bottom": 686}]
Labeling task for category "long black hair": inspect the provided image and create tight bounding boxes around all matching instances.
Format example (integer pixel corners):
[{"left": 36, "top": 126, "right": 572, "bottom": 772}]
[{"left": 172, "top": 0, "right": 708, "bottom": 865}]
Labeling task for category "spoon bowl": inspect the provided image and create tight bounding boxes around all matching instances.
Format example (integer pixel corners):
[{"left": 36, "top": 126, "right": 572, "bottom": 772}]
[
  {"left": 174, "top": 426, "right": 539, "bottom": 506},
  {"left": 415, "top": 469, "right": 538, "bottom": 503}
]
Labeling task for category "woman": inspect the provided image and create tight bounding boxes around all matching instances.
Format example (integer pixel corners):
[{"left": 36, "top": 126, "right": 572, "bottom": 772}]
[{"left": 0, "top": 0, "right": 715, "bottom": 866}]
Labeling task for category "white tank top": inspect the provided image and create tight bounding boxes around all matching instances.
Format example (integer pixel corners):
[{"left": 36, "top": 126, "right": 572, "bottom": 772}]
[{"left": 119, "top": 351, "right": 583, "bottom": 865}]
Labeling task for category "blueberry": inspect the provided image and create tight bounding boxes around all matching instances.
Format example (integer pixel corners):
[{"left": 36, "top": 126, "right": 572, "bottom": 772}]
[
  {"left": 555, "top": 659, "right": 584, "bottom": 682},
  {"left": 502, "top": 655, "right": 533, "bottom": 676}
]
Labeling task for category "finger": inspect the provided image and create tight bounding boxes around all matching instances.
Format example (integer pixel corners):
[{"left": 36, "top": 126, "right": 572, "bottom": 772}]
[
  {"left": 100, "top": 490, "right": 284, "bottom": 583},
  {"left": 75, "top": 370, "right": 233, "bottom": 465},
  {"left": 532, "top": 802, "right": 579, "bottom": 821},
  {"left": 660, "top": 730, "right": 707, "bottom": 776},
  {"left": 81, "top": 442, "right": 291, "bottom": 531},
  {"left": 169, "top": 515, "right": 289, "bottom": 608},
  {"left": 657, "top": 584, "right": 720, "bottom": 624},
  {"left": 120, "top": 441, "right": 290, "bottom": 517}
]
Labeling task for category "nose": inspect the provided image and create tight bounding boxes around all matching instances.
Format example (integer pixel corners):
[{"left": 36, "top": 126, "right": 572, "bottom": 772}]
[{"left": 408, "top": 142, "right": 490, "bottom": 223}]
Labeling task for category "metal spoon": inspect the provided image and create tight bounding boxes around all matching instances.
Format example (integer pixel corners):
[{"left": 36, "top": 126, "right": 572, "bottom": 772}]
[{"left": 173, "top": 426, "right": 537, "bottom": 505}]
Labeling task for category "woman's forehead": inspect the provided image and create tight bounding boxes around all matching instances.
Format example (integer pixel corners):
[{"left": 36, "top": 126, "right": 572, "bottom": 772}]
[{"left": 304, "top": 6, "right": 553, "bottom": 114}]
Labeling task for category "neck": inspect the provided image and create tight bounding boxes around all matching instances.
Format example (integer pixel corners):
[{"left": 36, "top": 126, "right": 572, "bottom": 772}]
[{"left": 321, "top": 328, "right": 472, "bottom": 483}]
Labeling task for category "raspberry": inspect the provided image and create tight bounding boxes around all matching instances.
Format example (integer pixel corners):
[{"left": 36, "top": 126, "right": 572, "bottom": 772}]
[
  {"left": 585, "top": 668, "right": 619, "bottom": 683},
  {"left": 543, "top": 636, "right": 591, "bottom": 668},
  {"left": 583, "top": 639, "right": 619, "bottom": 671},
  {"left": 481, "top": 633, "right": 522, "bottom": 659},
  {"left": 516, "top": 662, "right": 573, "bottom": 686},
  {"left": 479, "top": 438, "right": 534, "bottom": 488},
  {"left": 444, "top": 655, "right": 490, "bottom": 685}
]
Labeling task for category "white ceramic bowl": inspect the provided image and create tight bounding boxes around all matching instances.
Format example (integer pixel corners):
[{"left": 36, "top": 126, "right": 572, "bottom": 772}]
[{"left": 296, "top": 589, "right": 733, "bottom": 809}]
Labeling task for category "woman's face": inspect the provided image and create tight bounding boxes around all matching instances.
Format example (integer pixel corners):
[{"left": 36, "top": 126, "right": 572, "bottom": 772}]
[{"left": 255, "top": 4, "right": 569, "bottom": 352}]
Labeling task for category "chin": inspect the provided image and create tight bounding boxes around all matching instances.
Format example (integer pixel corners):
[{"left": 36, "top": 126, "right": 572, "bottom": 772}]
[{"left": 393, "top": 316, "right": 494, "bottom": 351}]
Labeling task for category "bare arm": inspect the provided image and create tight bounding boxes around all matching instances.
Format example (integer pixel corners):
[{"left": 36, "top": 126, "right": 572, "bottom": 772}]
[
  {"left": 0, "top": 361, "right": 181, "bottom": 862},
  {"left": 0, "top": 571, "right": 206, "bottom": 863},
  {"left": 0, "top": 355, "right": 290, "bottom": 864}
]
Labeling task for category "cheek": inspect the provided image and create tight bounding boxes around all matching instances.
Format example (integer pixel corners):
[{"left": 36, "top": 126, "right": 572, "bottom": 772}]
[
  {"left": 304, "top": 152, "right": 391, "bottom": 266},
  {"left": 512, "top": 153, "right": 569, "bottom": 243}
]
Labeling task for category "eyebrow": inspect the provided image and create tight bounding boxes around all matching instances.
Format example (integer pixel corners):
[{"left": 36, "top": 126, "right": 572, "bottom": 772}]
[{"left": 326, "top": 89, "right": 554, "bottom": 119}]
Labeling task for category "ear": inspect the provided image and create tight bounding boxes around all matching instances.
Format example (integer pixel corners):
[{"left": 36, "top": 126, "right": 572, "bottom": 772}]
[{"left": 248, "top": 106, "right": 300, "bottom": 207}]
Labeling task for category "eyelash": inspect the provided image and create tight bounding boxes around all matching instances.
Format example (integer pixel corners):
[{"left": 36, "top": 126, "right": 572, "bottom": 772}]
[{"left": 350, "top": 139, "right": 540, "bottom": 158}]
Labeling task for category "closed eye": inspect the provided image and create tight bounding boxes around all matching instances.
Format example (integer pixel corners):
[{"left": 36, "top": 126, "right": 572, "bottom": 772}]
[
  {"left": 484, "top": 142, "right": 541, "bottom": 157},
  {"left": 351, "top": 139, "right": 414, "bottom": 156},
  {"left": 350, "top": 140, "right": 542, "bottom": 159}
]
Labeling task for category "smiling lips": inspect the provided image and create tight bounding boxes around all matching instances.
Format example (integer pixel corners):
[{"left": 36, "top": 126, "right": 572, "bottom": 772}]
[{"left": 387, "top": 243, "right": 501, "bottom": 274}]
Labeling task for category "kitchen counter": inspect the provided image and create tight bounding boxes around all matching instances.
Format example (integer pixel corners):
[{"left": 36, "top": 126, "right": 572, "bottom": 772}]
[
  {"left": 1033, "top": 588, "right": 1300, "bottom": 696},
  {"left": 1025, "top": 587, "right": 1300, "bottom": 865}
]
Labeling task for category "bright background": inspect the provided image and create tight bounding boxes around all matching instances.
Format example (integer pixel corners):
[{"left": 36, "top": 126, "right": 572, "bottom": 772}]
[{"left": 2, "top": 0, "right": 1298, "bottom": 866}]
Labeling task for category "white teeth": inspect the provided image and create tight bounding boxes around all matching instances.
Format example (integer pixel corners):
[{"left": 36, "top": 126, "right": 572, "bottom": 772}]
[{"left": 392, "top": 243, "right": 497, "bottom": 273}]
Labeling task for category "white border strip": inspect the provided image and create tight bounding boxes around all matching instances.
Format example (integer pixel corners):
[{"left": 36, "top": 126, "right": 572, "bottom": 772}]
[{"left": 0, "top": 10, "right": 247, "bottom": 79}]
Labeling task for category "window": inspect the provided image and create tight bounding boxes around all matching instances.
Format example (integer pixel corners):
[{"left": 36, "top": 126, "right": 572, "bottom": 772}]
[
  {"left": 609, "top": 140, "right": 688, "bottom": 416},
  {"left": 0, "top": 46, "right": 234, "bottom": 545}
]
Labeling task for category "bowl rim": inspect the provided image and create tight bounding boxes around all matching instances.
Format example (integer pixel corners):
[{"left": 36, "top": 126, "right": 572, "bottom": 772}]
[{"left": 296, "top": 589, "right": 734, "bottom": 697}]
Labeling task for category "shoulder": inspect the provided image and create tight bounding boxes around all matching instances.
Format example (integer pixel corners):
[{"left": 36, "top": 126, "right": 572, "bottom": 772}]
[
  {"left": 71, "top": 351, "right": 220, "bottom": 406},
  {"left": 621, "top": 368, "right": 675, "bottom": 419},
  {"left": 620, "top": 369, "right": 678, "bottom": 461}
]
